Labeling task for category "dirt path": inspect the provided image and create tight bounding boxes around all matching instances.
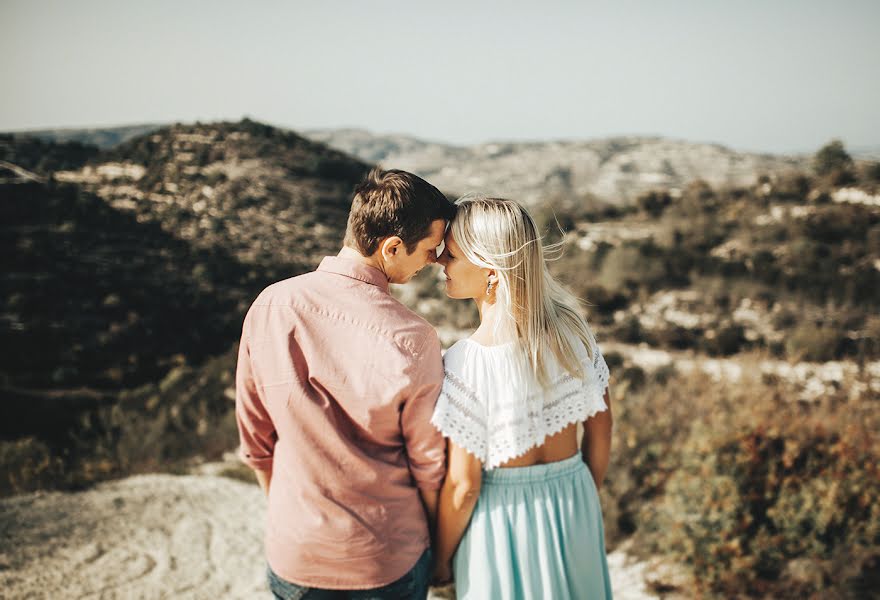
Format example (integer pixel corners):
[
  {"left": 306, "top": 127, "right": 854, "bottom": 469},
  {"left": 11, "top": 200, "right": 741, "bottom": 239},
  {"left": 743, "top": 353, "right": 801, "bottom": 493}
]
[{"left": 0, "top": 474, "right": 658, "bottom": 599}]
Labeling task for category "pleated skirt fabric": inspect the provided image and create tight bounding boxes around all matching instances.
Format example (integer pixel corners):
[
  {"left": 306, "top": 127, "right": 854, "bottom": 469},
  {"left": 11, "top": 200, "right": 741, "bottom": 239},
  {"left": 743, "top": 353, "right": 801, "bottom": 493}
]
[{"left": 453, "top": 453, "right": 613, "bottom": 600}]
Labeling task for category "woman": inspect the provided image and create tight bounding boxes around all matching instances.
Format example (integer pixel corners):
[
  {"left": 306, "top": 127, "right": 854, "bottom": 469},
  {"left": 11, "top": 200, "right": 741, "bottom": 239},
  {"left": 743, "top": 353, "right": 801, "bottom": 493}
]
[{"left": 430, "top": 196, "right": 613, "bottom": 599}]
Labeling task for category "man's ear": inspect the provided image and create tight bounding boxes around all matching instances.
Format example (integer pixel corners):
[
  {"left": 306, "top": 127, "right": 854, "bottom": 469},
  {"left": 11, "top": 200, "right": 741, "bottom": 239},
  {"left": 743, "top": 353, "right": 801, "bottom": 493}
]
[{"left": 379, "top": 236, "right": 404, "bottom": 259}]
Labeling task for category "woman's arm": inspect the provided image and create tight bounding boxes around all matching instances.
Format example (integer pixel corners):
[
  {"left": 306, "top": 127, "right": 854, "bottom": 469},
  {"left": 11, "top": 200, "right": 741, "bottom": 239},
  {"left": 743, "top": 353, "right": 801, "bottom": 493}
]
[
  {"left": 419, "top": 488, "right": 440, "bottom": 536},
  {"left": 581, "top": 387, "right": 613, "bottom": 489},
  {"left": 432, "top": 439, "right": 483, "bottom": 582}
]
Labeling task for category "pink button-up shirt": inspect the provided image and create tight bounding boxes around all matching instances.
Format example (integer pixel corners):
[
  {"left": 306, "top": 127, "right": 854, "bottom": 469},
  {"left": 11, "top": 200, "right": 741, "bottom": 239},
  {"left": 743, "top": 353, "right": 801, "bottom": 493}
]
[{"left": 235, "top": 256, "right": 446, "bottom": 589}]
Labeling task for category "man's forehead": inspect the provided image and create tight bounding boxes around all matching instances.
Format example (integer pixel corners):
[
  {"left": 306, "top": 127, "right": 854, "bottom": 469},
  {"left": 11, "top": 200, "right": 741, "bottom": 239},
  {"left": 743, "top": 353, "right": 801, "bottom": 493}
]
[{"left": 423, "top": 220, "right": 447, "bottom": 245}]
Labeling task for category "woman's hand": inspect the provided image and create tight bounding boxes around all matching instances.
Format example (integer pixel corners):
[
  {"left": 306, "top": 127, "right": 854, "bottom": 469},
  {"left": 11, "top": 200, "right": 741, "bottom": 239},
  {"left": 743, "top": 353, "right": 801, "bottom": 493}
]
[{"left": 432, "top": 560, "right": 453, "bottom": 585}]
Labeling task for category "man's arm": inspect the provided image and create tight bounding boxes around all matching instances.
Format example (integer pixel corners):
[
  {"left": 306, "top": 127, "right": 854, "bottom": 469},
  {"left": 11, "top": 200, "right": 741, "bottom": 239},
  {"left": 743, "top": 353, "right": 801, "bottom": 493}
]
[
  {"left": 400, "top": 331, "right": 447, "bottom": 508},
  {"left": 235, "top": 323, "right": 277, "bottom": 488}
]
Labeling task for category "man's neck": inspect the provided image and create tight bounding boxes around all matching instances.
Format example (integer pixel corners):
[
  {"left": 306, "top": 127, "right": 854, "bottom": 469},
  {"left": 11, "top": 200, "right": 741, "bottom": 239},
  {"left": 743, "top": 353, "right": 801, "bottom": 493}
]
[{"left": 337, "top": 246, "right": 389, "bottom": 280}]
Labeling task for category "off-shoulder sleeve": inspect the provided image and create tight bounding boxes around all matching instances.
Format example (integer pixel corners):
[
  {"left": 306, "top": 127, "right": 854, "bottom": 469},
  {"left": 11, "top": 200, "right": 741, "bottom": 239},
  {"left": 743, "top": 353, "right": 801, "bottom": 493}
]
[{"left": 430, "top": 344, "right": 488, "bottom": 462}]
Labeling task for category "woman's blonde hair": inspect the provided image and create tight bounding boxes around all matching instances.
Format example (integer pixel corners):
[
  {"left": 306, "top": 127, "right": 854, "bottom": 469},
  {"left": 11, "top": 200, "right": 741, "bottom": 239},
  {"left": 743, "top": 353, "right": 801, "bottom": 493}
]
[{"left": 451, "top": 195, "right": 596, "bottom": 385}]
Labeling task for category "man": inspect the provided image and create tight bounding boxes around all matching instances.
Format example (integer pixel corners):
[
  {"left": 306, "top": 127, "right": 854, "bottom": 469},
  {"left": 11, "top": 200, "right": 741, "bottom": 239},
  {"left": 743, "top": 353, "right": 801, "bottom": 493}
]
[{"left": 236, "top": 168, "right": 456, "bottom": 599}]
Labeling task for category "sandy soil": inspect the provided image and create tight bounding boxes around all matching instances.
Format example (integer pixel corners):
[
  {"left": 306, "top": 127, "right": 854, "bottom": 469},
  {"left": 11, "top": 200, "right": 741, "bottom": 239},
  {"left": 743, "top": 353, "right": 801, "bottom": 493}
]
[{"left": 0, "top": 473, "right": 659, "bottom": 599}]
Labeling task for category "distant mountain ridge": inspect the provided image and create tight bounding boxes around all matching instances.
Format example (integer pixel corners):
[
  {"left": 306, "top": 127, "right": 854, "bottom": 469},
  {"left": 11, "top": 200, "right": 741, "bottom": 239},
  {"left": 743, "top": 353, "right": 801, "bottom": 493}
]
[
  {"left": 305, "top": 128, "right": 808, "bottom": 205},
  {"left": 7, "top": 124, "right": 164, "bottom": 149},
  {"left": 6, "top": 122, "right": 824, "bottom": 206}
]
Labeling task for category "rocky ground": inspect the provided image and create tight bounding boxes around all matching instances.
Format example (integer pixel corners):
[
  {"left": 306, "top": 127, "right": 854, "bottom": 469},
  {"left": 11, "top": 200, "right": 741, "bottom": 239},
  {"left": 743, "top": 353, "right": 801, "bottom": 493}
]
[{"left": 0, "top": 462, "right": 663, "bottom": 600}]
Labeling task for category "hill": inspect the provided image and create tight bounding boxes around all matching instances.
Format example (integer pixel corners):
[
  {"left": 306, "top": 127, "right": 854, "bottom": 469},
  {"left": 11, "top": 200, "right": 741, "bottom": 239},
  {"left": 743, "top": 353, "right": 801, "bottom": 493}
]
[
  {"left": 0, "top": 134, "right": 99, "bottom": 176},
  {"left": 5, "top": 123, "right": 163, "bottom": 149},
  {"left": 305, "top": 128, "right": 806, "bottom": 206},
  {"left": 56, "top": 118, "right": 369, "bottom": 275},
  {"left": 1, "top": 120, "right": 369, "bottom": 494},
  {"left": 10, "top": 122, "right": 811, "bottom": 207}
]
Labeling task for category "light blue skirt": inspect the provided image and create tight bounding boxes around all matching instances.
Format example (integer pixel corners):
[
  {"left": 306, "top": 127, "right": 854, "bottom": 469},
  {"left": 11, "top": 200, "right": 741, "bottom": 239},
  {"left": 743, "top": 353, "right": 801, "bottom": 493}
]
[{"left": 453, "top": 452, "right": 613, "bottom": 600}]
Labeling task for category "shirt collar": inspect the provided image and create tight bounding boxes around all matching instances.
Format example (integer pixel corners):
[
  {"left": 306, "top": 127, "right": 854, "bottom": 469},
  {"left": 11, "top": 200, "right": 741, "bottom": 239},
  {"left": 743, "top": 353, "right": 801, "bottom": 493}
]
[{"left": 317, "top": 256, "right": 390, "bottom": 292}]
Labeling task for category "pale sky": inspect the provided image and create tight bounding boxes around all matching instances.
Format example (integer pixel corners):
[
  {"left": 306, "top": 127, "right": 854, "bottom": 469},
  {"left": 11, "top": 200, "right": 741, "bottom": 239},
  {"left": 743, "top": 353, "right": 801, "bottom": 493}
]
[{"left": 2, "top": 0, "right": 878, "bottom": 154}]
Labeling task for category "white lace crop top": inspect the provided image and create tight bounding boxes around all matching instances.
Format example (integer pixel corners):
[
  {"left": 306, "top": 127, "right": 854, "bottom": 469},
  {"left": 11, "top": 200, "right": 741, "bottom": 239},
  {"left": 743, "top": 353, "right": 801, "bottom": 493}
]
[{"left": 430, "top": 335, "right": 610, "bottom": 469}]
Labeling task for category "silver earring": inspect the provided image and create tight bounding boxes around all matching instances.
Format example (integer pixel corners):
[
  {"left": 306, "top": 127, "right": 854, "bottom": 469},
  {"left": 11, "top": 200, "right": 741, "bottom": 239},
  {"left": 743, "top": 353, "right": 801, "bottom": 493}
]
[{"left": 486, "top": 281, "right": 495, "bottom": 296}]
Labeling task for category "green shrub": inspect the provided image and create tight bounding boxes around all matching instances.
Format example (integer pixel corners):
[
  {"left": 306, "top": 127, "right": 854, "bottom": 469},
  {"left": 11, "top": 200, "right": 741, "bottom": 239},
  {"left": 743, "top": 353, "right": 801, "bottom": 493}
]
[
  {"left": 785, "top": 323, "right": 845, "bottom": 362},
  {"left": 602, "top": 351, "right": 624, "bottom": 370},
  {"left": 813, "top": 140, "right": 853, "bottom": 177},
  {"left": 602, "top": 369, "right": 714, "bottom": 544},
  {"left": 650, "top": 324, "right": 700, "bottom": 351},
  {"left": 703, "top": 323, "right": 747, "bottom": 356},
  {"left": 619, "top": 365, "right": 647, "bottom": 391},
  {"left": 860, "top": 161, "right": 880, "bottom": 186},
  {"left": 771, "top": 172, "right": 812, "bottom": 202},
  {"left": 637, "top": 190, "right": 673, "bottom": 217},
  {"left": 582, "top": 284, "right": 630, "bottom": 315},
  {"left": 597, "top": 241, "right": 668, "bottom": 294},
  {"left": 612, "top": 315, "right": 643, "bottom": 344}
]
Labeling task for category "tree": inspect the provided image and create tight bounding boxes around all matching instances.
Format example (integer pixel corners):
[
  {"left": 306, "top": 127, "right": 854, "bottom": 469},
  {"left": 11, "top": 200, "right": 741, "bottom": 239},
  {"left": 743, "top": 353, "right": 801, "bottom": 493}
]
[{"left": 813, "top": 139, "right": 853, "bottom": 177}]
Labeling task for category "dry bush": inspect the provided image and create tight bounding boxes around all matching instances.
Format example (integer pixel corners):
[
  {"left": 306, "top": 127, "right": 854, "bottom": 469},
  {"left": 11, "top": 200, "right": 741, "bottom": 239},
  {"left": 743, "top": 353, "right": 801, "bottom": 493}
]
[
  {"left": 0, "top": 348, "right": 239, "bottom": 497},
  {"left": 0, "top": 437, "right": 65, "bottom": 496},
  {"left": 785, "top": 323, "right": 847, "bottom": 362},
  {"left": 611, "top": 361, "right": 880, "bottom": 598},
  {"left": 602, "top": 367, "right": 717, "bottom": 546}
]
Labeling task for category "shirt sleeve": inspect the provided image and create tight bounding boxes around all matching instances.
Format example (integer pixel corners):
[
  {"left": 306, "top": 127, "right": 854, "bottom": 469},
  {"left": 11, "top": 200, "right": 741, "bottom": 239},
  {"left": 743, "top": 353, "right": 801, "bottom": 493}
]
[
  {"left": 400, "top": 330, "right": 447, "bottom": 491},
  {"left": 235, "top": 321, "right": 277, "bottom": 472}
]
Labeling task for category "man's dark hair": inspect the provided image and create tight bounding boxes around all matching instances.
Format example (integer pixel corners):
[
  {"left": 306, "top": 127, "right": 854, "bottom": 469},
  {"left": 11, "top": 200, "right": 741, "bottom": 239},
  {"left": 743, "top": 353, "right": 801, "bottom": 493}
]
[{"left": 344, "top": 168, "right": 456, "bottom": 255}]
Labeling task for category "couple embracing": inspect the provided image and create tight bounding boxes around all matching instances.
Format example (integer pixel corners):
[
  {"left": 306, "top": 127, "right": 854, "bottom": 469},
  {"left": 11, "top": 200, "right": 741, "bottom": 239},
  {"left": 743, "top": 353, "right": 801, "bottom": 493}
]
[{"left": 235, "top": 168, "right": 614, "bottom": 600}]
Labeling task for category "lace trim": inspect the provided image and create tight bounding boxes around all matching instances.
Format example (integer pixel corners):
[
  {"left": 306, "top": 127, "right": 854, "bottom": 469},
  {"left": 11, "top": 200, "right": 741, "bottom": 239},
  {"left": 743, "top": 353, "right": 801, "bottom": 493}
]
[
  {"left": 486, "top": 388, "right": 607, "bottom": 468},
  {"left": 431, "top": 339, "right": 610, "bottom": 468},
  {"left": 591, "top": 343, "right": 610, "bottom": 400},
  {"left": 430, "top": 371, "right": 488, "bottom": 461}
]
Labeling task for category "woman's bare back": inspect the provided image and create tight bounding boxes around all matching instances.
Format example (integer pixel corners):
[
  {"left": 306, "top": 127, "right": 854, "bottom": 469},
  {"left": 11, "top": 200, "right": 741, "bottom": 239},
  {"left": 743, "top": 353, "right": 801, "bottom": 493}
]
[{"left": 498, "top": 423, "right": 579, "bottom": 468}]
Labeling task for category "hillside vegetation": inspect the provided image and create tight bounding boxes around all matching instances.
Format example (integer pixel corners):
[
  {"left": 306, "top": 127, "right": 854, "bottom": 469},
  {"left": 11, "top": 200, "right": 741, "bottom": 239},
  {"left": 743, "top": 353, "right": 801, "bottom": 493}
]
[
  {"left": 400, "top": 140, "right": 880, "bottom": 597},
  {"left": 2, "top": 124, "right": 878, "bottom": 597},
  {"left": 1, "top": 120, "right": 367, "bottom": 494},
  {"left": 7, "top": 123, "right": 163, "bottom": 150}
]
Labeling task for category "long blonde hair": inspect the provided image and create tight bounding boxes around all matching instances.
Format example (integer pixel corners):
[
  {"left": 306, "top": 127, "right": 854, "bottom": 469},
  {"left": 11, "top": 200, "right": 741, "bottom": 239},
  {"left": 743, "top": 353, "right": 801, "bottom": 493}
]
[{"left": 451, "top": 195, "right": 596, "bottom": 386}]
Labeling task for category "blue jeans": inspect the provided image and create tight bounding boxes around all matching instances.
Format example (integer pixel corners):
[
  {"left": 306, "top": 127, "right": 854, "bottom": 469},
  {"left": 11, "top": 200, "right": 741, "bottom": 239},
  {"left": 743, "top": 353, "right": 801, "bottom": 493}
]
[{"left": 267, "top": 549, "right": 432, "bottom": 600}]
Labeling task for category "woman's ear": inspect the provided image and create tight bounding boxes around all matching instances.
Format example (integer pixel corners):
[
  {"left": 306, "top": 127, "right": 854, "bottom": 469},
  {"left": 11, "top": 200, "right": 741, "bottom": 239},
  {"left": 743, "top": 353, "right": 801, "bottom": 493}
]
[{"left": 487, "top": 270, "right": 498, "bottom": 286}]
